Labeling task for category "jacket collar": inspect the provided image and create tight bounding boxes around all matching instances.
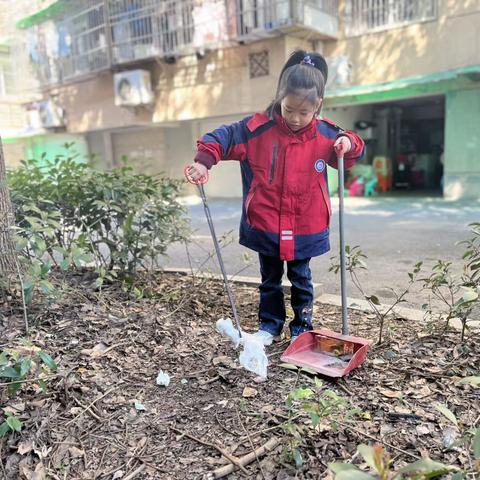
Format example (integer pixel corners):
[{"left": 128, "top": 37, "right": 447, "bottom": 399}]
[
  {"left": 273, "top": 112, "right": 318, "bottom": 142},
  {"left": 246, "top": 111, "right": 318, "bottom": 142},
  {"left": 246, "top": 112, "right": 272, "bottom": 132}
]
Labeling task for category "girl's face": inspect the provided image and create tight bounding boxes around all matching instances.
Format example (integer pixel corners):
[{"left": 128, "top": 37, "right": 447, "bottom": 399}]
[{"left": 280, "top": 93, "right": 322, "bottom": 131}]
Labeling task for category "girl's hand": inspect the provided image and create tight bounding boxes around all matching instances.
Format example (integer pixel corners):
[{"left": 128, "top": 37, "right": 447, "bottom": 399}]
[
  {"left": 185, "top": 162, "right": 208, "bottom": 183},
  {"left": 334, "top": 136, "right": 352, "bottom": 156}
]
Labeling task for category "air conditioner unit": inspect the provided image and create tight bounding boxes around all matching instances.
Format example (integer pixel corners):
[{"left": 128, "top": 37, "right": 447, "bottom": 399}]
[
  {"left": 114, "top": 70, "right": 154, "bottom": 107},
  {"left": 25, "top": 100, "right": 65, "bottom": 129}
]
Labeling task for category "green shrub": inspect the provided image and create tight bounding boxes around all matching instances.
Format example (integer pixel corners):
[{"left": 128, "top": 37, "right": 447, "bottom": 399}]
[{"left": 8, "top": 147, "right": 189, "bottom": 288}]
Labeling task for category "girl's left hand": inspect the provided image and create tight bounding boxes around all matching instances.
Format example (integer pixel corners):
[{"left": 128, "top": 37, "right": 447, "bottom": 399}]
[{"left": 334, "top": 136, "right": 352, "bottom": 156}]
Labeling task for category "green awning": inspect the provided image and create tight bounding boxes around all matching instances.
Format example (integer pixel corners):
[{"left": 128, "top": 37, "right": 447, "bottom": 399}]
[
  {"left": 326, "top": 65, "right": 480, "bottom": 106},
  {"left": 16, "top": 0, "right": 64, "bottom": 30}
]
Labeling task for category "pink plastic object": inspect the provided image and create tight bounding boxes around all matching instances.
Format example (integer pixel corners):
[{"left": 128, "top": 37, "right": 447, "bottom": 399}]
[
  {"left": 281, "top": 329, "right": 369, "bottom": 378},
  {"left": 349, "top": 178, "right": 365, "bottom": 197}
]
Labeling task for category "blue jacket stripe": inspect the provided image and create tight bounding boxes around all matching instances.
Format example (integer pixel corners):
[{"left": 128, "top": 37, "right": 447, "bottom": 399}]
[
  {"left": 316, "top": 122, "right": 339, "bottom": 139},
  {"left": 201, "top": 118, "right": 251, "bottom": 156}
]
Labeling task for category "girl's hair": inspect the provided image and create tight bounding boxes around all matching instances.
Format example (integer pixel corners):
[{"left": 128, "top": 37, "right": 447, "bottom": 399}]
[{"left": 267, "top": 50, "right": 328, "bottom": 117}]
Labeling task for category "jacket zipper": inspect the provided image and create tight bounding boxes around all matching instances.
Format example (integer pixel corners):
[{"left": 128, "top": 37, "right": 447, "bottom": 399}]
[
  {"left": 269, "top": 144, "right": 278, "bottom": 184},
  {"left": 319, "top": 180, "right": 332, "bottom": 224},
  {"left": 245, "top": 185, "right": 257, "bottom": 223}
]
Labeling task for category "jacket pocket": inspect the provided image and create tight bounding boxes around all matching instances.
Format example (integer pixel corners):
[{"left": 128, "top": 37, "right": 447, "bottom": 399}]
[
  {"left": 318, "top": 179, "right": 332, "bottom": 226},
  {"left": 268, "top": 144, "right": 278, "bottom": 184},
  {"left": 245, "top": 185, "right": 258, "bottom": 224}
]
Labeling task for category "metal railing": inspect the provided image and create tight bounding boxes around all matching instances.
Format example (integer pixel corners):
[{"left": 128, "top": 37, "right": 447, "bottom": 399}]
[
  {"left": 58, "top": 0, "right": 110, "bottom": 81},
  {"left": 24, "top": 0, "right": 339, "bottom": 87},
  {"left": 345, "top": 0, "right": 438, "bottom": 36}
]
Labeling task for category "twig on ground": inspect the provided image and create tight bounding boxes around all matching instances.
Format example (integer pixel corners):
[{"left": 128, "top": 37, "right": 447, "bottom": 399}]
[
  {"left": 72, "top": 396, "right": 103, "bottom": 422},
  {"left": 200, "top": 375, "right": 220, "bottom": 385},
  {"left": 238, "top": 414, "right": 302, "bottom": 442},
  {"left": 336, "top": 380, "right": 354, "bottom": 396},
  {"left": 215, "top": 411, "right": 239, "bottom": 437},
  {"left": 170, "top": 426, "right": 249, "bottom": 475},
  {"left": 210, "top": 437, "right": 282, "bottom": 479},
  {"left": 93, "top": 446, "right": 108, "bottom": 480},
  {"left": 123, "top": 464, "right": 146, "bottom": 480},
  {"left": 65, "top": 387, "right": 117, "bottom": 426},
  {"left": 340, "top": 422, "right": 420, "bottom": 459},
  {"left": 0, "top": 373, "right": 60, "bottom": 387},
  {"left": 236, "top": 409, "right": 266, "bottom": 479}
]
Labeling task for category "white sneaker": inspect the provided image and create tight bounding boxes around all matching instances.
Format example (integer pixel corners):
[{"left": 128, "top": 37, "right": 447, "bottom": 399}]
[{"left": 254, "top": 330, "right": 281, "bottom": 346}]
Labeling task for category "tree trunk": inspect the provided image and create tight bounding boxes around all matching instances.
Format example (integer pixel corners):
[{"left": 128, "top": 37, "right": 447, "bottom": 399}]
[{"left": 0, "top": 136, "right": 17, "bottom": 274}]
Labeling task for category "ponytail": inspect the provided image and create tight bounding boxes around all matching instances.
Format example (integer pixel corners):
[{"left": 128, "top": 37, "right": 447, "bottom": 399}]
[{"left": 267, "top": 50, "right": 328, "bottom": 117}]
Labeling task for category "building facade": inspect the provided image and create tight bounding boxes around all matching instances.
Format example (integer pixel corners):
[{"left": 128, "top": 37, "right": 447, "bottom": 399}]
[{"left": 8, "top": 0, "right": 480, "bottom": 199}]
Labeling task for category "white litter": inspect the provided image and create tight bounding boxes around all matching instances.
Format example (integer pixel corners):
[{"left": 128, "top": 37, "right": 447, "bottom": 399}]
[
  {"left": 216, "top": 318, "right": 268, "bottom": 379},
  {"left": 156, "top": 370, "right": 171, "bottom": 387}
]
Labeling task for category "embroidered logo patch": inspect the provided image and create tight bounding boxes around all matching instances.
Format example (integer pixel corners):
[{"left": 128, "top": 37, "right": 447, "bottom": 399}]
[{"left": 314, "top": 159, "right": 326, "bottom": 173}]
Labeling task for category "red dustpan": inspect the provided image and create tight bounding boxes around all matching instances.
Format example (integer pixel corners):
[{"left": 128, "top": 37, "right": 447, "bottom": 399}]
[
  {"left": 281, "top": 329, "right": 369, "bottom": 378},
  {"left": 281, "top": 153, "right": 370, "bottom": 377}
]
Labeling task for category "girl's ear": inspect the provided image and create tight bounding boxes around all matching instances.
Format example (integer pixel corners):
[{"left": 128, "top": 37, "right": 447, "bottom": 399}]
[{"left": 316, "top": 98, "right": 323, "bottom": 114}]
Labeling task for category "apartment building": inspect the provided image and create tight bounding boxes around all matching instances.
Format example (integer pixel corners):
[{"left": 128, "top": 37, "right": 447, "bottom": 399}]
[
  {"left": 0, "top": 1, "right": 38, "bottom": 165},
  {"left": 8, "top": 0, "right": 480, "bottom": 199}
]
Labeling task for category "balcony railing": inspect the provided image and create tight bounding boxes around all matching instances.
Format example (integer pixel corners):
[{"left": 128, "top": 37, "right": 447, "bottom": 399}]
[
  {"left": 22, "top": 0, "right": 339, "bottom": 87},
  {"left": 345, "top": 0, "right": 438, "bottom": 36}
]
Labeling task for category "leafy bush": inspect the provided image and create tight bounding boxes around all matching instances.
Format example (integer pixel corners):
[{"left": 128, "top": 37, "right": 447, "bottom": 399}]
[
  {"left": 421, "top": 222, "right": 480, "bottom": 341},
  {"left": 0, "top": 345, "right": 58, "bottom": 436},
  {"left": 8, "top": 147, "right": 189, "bottom": 292},
  {"left": 330, "top": 245, "right": 422, "bottom": 344},
  {"left": 282, "top": 374, "right": 358, "bottom": 468}
]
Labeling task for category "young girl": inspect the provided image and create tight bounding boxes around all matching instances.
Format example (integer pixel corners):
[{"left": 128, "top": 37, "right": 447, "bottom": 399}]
[{"left": 186, "top": 50, "right": 365, "bottom": 345}]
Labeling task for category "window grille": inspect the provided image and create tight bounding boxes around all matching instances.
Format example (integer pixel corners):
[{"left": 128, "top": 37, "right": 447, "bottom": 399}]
[
  {"left": 345, "top": 0, "right": 438, "bottom": 36},
  {"left": 249, "top": 50, "right": 269, "bottom": 78}
]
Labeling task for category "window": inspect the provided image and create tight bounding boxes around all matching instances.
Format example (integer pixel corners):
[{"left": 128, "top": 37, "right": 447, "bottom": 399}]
[{"left": 345, "top": 0, "right": 438, "bottom": 36}]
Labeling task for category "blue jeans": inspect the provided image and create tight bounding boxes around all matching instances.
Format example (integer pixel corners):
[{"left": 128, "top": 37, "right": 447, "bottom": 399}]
[{"left": 258, "top": 253, "right": 314, "bottom": 337}]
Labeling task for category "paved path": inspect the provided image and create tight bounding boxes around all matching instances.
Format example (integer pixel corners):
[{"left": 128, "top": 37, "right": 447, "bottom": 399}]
[{"left": 161, "top": 194, "right": 480, "bottom": 311}]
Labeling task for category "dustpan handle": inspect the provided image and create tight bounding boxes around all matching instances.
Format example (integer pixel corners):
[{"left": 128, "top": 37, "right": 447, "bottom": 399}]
[{"left": 337, "top": 154, "right": 349, "bottom": 335}]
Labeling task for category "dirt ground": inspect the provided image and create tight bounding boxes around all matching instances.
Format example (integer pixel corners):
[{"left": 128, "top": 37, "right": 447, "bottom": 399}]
[{"left": 1, "top": 271, "right": 479, "bottom": 479}]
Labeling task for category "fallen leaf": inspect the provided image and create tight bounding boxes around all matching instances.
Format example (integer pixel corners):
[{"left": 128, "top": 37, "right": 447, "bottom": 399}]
[
  {"left": 33, "top": 445, "right": 52, "bottom": 460},
  {"left": 416, "top": 425, "right": 431, "bottom": 436},
  {"left": 68, "top": 447, "right": 85, "bottom": 458},
  {"left": 80, "top": 343, "right": 109, "bottom": 358},
  {"left": 242, "top": 387, "right": 258, "bottom": 398},
  {"left": 17, "top": 440, "right": 35, "bottom": 455},
  {"left": 21, "top": 461, "right": 46, "bottom": 480},
  {"left": 413, "top": 385, "right": 432, "bottom": 398},
  {"left": 425, "top": 367, "right": 444, "bottom": 374},
  {"left": 212, "top": 356, "right": 235, "bottom": 368},
  {"left": 380, "top": 389, "right": 402, "bottom": 398}
]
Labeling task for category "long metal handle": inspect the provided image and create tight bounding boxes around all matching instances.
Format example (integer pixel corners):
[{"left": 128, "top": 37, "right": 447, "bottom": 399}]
[
  {"left": 337, "top": 155, "right": 349, "bottom": 335},
  {"left": 197, "top": 184, "right": 242, "bottom": 337}
]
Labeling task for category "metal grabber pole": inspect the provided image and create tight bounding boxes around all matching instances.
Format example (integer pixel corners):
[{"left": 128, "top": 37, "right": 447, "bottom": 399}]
[
  {"left": 197, "top": 183, "right": 242, "bottom": 338},
  {"left": 337, "top": 155, "right": 349, "bottom": 335}
]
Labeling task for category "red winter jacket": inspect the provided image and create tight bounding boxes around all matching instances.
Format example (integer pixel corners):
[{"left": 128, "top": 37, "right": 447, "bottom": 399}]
[{"left": 195, "top": 112, "right": 365, "bottom": 261}]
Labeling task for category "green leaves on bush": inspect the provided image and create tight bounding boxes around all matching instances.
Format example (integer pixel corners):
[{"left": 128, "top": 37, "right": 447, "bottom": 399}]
[
  {"left": 0, "top": 413, "right": 23, "bottom": 437},
  {"left": 0, "top": 346, "right": 58, "bottom": 395},
  {"left": 421, "top": 223, "right": 480, "bottom": 341},
  {"left": 8, "top": 149, "right": 189, "bottom": 301},
  {"left": 330, "top": 444, "right": 456, "bottom": 479}
]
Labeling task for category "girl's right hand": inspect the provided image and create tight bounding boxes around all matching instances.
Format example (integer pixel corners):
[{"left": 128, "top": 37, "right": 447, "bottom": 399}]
[{"left": 185, "top": 162, "right": 208, "bottom": 183}]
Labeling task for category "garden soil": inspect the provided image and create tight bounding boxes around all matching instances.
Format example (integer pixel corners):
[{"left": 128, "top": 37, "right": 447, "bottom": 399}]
[{"left": 1, "top": 271, "right": 479, "bottom": 479}]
